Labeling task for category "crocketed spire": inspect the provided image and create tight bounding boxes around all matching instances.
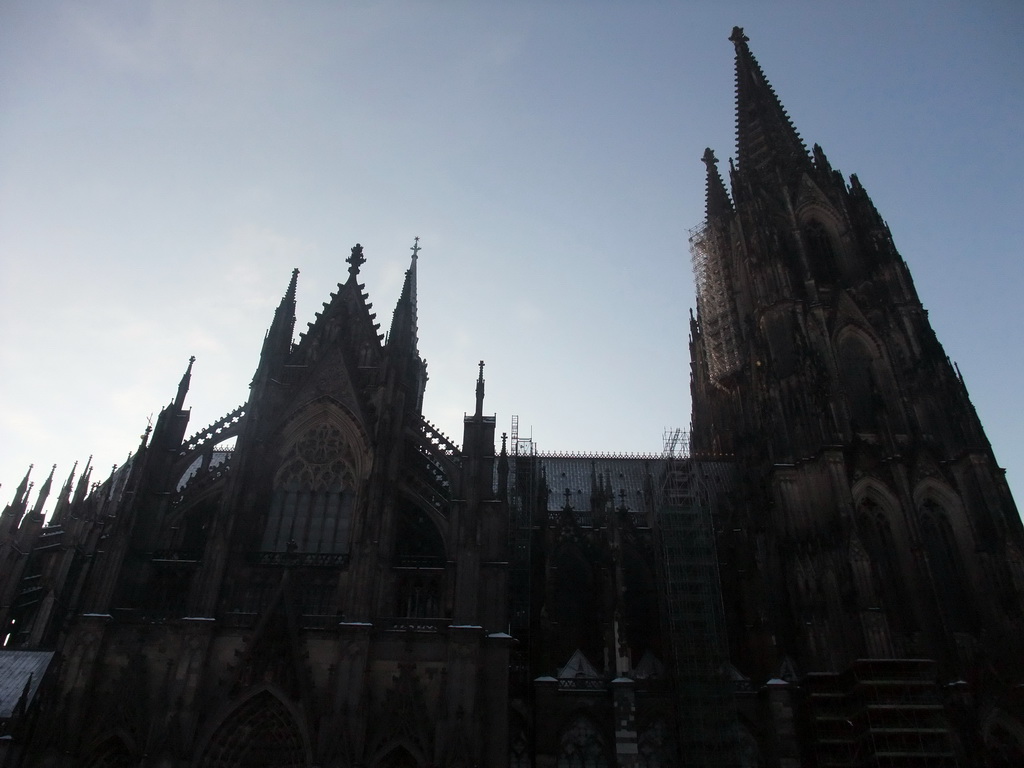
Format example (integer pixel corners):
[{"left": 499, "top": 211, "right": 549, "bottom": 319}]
[
  {"left": 387, "top": 238, "right": 421, "bottom": 356},
  {"left": 730, "top": 26, "right": 810, "bottom": 178}
]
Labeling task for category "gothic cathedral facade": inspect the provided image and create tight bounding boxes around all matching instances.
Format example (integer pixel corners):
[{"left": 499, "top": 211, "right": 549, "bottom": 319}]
[{"left": 1, "top": 28, "right": 1022, "bottom": 768}]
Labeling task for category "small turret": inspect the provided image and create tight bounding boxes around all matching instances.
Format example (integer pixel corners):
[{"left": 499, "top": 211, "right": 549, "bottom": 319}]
[
  {"left": 1, "top": 466, "right": 33, "bottom": 533},
  {"left": 72, "top": 456, "right": 93, "bottom": 507},
  {"left": 30, "top": 465, "right": 56, "bottom": 518},
  {"left": 174, "top": 356, "right": 196, "bottom": 411},
  {"left": 50, "top": 461, "right": 78, "bottom": 524}
]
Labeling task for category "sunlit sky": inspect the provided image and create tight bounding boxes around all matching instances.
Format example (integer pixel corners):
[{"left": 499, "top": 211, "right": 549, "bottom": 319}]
[{"left": 2, "top": 1, "right": 1022, "bottom": 511}]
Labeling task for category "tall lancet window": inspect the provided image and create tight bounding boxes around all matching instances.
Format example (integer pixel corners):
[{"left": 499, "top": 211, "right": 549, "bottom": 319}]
[
  {"left": 261, "top": 423, "right": 356, "bottom": 554},
  {"left": 838, "top": 335, "right": 880, "bottom": 430},
  {"left": 803, "top": 219, "right": 839, "bottom": 283},
  {"left": 920, "top": 502, "right": 973, "bottom": 632}
]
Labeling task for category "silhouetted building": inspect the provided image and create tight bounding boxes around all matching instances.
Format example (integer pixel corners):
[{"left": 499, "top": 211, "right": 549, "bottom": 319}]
[{"left": 1, "top": 28, "right": 1022, "bottom": 768}]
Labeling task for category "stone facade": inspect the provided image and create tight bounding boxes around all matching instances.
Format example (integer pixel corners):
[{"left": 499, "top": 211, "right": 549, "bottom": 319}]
[{"left": 1, "top": 27, "right": 1023, "bottom": 768}]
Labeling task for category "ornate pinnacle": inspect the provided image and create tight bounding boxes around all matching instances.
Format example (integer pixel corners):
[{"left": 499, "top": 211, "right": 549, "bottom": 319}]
[
  {"left": 347, "top": 243, "right": 365, "bottom": 277},
  {"left": 410, "top": 236, "right": 421, "bottom": 260}
]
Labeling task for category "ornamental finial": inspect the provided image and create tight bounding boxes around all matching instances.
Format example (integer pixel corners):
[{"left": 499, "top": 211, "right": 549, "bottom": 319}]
[
  {"left": 411, "top": 236, "right": 421, "bottom": 259},
  {"left": 347, "top": 243, "right": 365, "bottom": 276}
]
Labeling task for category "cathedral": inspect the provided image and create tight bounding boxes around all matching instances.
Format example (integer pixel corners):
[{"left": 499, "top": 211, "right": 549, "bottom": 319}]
[{"left": 1, "top": 27, "right": 1023, "bottom": 768}]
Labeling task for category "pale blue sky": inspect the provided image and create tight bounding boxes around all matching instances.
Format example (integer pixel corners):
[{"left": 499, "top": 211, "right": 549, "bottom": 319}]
[{"left": 2, "top": 1, "right": 1022, "bottom": 507}]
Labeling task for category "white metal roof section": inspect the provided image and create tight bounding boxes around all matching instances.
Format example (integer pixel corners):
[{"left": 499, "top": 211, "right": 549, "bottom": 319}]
[{"left": 0, "top": 650, "right": 54, "bottom": 718}]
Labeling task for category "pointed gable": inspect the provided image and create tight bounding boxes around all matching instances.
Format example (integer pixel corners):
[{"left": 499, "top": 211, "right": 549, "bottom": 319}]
[{"left": 558, "top": 649, "right": 601, "bottom": 680}]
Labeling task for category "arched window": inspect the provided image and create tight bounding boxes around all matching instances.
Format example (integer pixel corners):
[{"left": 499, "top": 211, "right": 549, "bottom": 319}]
[
  {"left": 803, "top": 220, "right": 839, "bottom": 283},
  {"left": 551, "top": 546, "right": 604, "bottom": 667},
  {"left": 393, "top": 503, "right": 446, "bottom": 619},
  {"left": 393, "top": 505, "right": 446, "bottom": 567},
  {"left": 262, "top": 423, "right": 355, "bottom": 554},
  {"left": 199, "top": 691, "right": 307, "bottom": 768},
  {"left": 855, "top": 497, "right": 910, "bottom": 651},
  {"left": 837, "top": 335, "right": 879, "bottom": 430},
  {"left": 557, "top": 716, "right": 609, "bottom": 768},
  {"left": 920, "top": 503, "right": 973, "bottom": 632}
]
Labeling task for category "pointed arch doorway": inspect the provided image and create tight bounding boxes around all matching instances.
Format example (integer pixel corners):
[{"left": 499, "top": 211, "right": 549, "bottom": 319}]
[{"left": 198, "top": 690, "right": 309, "bottom": 768}]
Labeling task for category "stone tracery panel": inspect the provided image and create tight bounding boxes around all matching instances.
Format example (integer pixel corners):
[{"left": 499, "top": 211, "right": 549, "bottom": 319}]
[{"left": 261, "top": 422, "right": 357, "bottom": 554}]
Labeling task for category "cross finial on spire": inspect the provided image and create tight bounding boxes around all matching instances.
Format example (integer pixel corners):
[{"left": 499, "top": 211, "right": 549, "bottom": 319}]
[
  {"left": 411, "top": 237, "right": 421, "bottom": 260},
  {"left": 729, "top": 26, "right": 749, "bottom": 44}
]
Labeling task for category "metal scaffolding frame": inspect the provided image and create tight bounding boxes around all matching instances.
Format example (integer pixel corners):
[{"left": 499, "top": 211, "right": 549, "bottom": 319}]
[{"left": 689, "top": 221, "right": 743, "bottom": 386}]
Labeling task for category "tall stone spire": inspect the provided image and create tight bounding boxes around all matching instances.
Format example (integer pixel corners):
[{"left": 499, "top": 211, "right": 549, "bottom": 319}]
[
  {"left": 30, "top": 464, "right": 56, "bottom": 517},
  {"left": 730, "top": 26, "right": 809, "bottom": 178},
  {"left": 174, "top": 356, "right": 196, "bottom": 411},
  {"left": 387, "top": 238, "right": 420, "bottom": 356},
  {"left": 475, "top": 360, "right": 485, "bottom": 418},
  {"left": 265, "top": 268, "right": 299, "bottom": 358},
  {"left": 50, "top": 461, "right": 78, "bottom": 524},
  {"left": 10, "top": 465, "right": 32, "bottom": 509}
]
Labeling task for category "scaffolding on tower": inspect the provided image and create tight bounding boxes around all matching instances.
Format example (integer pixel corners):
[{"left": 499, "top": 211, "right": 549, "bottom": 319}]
[{"left": 690, "top": 221, "right": 742, "bottom": 386}]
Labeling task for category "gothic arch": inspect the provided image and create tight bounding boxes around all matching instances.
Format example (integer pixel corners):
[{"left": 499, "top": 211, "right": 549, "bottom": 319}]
[
  {"left": 277, "top": 398, "right": 372, "bottom": 481},
  {"left": 833, "top": 327, "right": 886, "bottom": 431},
  {"left": 914, "top": 480, "right": 975, "bottom": 633},
  {"left": 851, "top": 477, "right": 901, "bottom": 518},
  {"left": 261, "top": 407, "right": 369, "bottom": 554},
  {"left": 913, "top": 478, "right": 976, "bottom": 555},
  {"left": 196, "top": 686, "right": 311, "bottom": 768},
  {"left": 850, "top": 478, "right": 907, "bottom": 652},
  {"left": 796, "top": 206, "right": 845, "bottom": 283}
]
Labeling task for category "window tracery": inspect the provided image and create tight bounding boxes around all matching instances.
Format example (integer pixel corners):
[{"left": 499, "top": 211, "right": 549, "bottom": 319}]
[
  {"left": 261, "top": 423, "right": 356, "bottom": 554},
  {"left": 199, "top": 691, "right": 306, "bottom": 768},
  {"left": 557, "top": 716, "right": 609, "bottom": 768}
]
